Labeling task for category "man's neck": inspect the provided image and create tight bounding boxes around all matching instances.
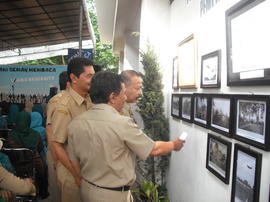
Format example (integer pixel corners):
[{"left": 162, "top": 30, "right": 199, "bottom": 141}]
[{"left": 71, "top": 85, "right": 87, "bottom": 98}]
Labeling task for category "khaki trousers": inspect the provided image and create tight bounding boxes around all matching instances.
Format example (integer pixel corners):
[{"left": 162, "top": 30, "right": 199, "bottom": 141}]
[
  {"left": 47, "top": 150, "right": 60, "bottom": 202},
  {"left": 56, "top": 163, "right": 81, "bottom": 202},
  {"left": 81, "top": 180, "right": 133, "bottom": 202}
]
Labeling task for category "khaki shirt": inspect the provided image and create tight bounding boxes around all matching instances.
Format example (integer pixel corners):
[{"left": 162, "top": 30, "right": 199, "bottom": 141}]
[
  {"left": 51, "top": 87, "right": 92, "bottom": 144},
  {"left": 67, "top": 104, "right": 155, "bottom": 187},
  {"left": 119, "top": 102, "right": 133, "bottom": 117},
  {"left": 46, "top": 90, "right": 67, "bottom": 125}
]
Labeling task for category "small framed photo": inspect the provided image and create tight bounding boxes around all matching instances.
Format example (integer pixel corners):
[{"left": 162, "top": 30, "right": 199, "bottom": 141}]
[
  {"left": 193, "top": 93, "right": 209, "bottom": 128},
  {"left": 226, "top": 0, "right": 270, "bottom": 86},
  {"left": 209, "top": 94, "right": 233, "bottom": 137},
  {"left": 180, "top": 94, "right": 193, "bottom": 123},
  {"left": 172, "top": 57, "right": 179, "bottom": 89},
  {"left": 233, "top": 95, "right": 270, "bottom": 151},
  {"left": 201, "top": 50, "right": 221, "bottom": 88},
  {"left": 206, "top": 133, "right": 232, "bottom": 184},
  {"left": 231, "top": 144, "right": 262, "bottom": 202},
  {"left": 171, "top": 94, "right": 181, "bottom": 118}
]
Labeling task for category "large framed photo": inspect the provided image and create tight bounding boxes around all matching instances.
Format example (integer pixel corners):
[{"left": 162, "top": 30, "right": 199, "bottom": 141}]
[
  {"left": 226, "top": 0, "right": 270, "bottom": 86},
  {"left": 178, "top": 35, "right": 197, "bottom": 88},
  {"left": 210, "top": 94, "right": 233, "bottom": 137},
  {"left": 172, "top": 57, "right": 179, "bottom": 89},
  {"left": 193, "top": 94, "right": 209, "bottom": 128},
  {"left": 233, "top": 95, "right": 270, "bottom": 151},
  {"left": 206, "top": 133, "right": 232, "bottom": 184},
  {"left": 180, "top": 94, "right": 193, "bottom": 123},
  {"left": 171, "top": 94, "right": 181, "bottom": 118},
  {"left": 231, "top": 144, "right": 262, "bottom": 202},
  {"left": 201, "top": 50, "right": 221, "bottom": 88}
]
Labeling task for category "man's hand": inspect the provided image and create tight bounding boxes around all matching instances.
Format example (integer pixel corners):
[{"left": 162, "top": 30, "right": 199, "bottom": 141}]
[
  {"left": 0, "top": 190, "right": 12, "bottom": 201},
  {"left": 172, "top": 138, "right": 185, "bottom": 151},
  {"left": 24, "top": 178, "right": 34, "bottom": 184}
]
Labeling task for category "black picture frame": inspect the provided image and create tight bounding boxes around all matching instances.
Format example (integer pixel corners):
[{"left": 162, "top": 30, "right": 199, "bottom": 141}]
[
  {"left": 193, "top": 93, "right": 209, "bottom": 128},
  {"left": 209, "top": 94, "right": 233, "bottom": 137},
  {"left": 171, "top": 94, "right": 181, "bottom": 118},
  {"left": 206, "top": 133, "right": 232, "bottom": 184},
  {"left": 179, "top": 94, "right": 193, "bottom": 123},
  {"left": 232, "top": 94, "right": 270, "bottom": 151},
  {"left": 200, "top": 50, "right": 221, "bottom": 88},
  {"left": 226, "top": 0, "right": 270, "bottom": 86},
  {"left": 231, "top": 144, "right": 262, "bottom": 202},
  {"left": 172, "top": 57, "right": 179, "bottom": 89}
]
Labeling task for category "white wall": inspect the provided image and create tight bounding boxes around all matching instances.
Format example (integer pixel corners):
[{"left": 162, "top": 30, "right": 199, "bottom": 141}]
[{"left": 138, "top": 0, "right": 270, "bottom": 202}]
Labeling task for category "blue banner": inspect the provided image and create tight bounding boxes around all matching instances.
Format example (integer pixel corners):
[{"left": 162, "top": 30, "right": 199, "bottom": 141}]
[
  {"left": 0, "top": 65, "right": 66, "bottom": 103},
  {"left": 67, "top": 48, "right": 93, "bottom": 63}
]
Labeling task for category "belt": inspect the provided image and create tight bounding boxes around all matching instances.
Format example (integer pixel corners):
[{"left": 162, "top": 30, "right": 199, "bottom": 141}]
[{"left": 83, "top": 178, "right": 130, "bottom": 192}]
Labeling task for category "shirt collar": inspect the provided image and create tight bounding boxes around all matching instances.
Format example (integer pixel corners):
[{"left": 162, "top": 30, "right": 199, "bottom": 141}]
[
  {"left": 68, "top": 87, "right": 91, "bottom": 106},
  {"left": 92, "top": 103, "right": 119, "bottom": 114}
]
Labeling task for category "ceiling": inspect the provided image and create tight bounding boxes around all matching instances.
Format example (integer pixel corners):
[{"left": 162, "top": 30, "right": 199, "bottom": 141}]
[{"left": 0, "top": 0, "right": 95, "bottom": 52}]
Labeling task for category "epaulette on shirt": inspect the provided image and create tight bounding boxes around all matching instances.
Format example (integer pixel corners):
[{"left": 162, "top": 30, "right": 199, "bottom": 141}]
[{"left": 58, "top": 92, "right": 71, "bottom": 106}]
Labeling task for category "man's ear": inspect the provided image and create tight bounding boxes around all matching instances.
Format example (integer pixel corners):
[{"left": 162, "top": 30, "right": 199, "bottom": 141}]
[
  {"left": 108, "top": 92, "right": 116, "bottom": 104},
  {"left": 70, "top": 73, "right": 77, "bottom": 84}
]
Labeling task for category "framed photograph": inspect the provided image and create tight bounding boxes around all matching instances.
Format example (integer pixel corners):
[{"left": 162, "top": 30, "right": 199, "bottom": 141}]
[
  {"left": 171, "top": 94, "right": 181, "bottom": 118},
  {"left": 209, "top": 94, "right": 233, "bottom": 137},
  {"left": 178, "top": 34, "right": 197, "bottom": 88},
  {"left": 193, "top": 94, "right": 209, "bottom": 128},
  {"left": 201, "top": 50, "right": 221, "bottom": 88},
  {"left": 226, "top": 0, "right": 270, "bottom": 86},
  {"left": 233, "top": 95, "right": 270, "bottom": 151},
  {"left": 180, "top": 94, "right": 193, "bottom": 123},
  {"left": 231, "top": 144, "right": 262, "bottom": 202},
  {"left": 172, "top": 57, "right": 179, "bottom": 89},
  {"left": 206, "top": 133, "right": 232, "bottom": 184}
]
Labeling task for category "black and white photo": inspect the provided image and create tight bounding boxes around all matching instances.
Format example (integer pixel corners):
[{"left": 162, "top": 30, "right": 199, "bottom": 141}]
[
  {"left": 233, "top": 95, "right": 270, "bottom": 151},
  {"left": 237, "top": 100, "right": 266, "bottom": 144},
  {"left": 181, "top": 96, "right": 192, "bottom": 121},
  {"left": 201, "top": 50, "right": 221, "bottom": 88},
  {"left": 171, "top": 94, "right": 181, "bottom": 118},
  {"left": 231, "top": 144, "right": 262, "bottom": 202},
  {"left": 210, "top": 95, "right": 232, "bottom": 137},
  {"left": 194, "top": 94, "right": 208, "bottom": 127},
  {"left": 206, "top": 133, "right": 231, "bottom": 184}
]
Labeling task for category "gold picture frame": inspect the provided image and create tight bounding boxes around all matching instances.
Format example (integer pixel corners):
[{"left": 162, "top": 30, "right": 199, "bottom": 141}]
[{"left": 178, "top": 34, "right": 197, "bottom": 88}]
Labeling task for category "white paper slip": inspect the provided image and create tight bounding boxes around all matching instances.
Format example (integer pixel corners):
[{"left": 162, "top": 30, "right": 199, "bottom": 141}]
[{"left": 179, "top": 132, "right": 188, "bottom": 140}]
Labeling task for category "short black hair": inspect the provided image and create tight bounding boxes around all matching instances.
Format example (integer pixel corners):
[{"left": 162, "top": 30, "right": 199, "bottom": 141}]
[
  {"left": 67, "top": 57, "right": 94, "bottom": 82},
  {"left": 59, "top": 71, "right": 68, "bottom": 90},
  {"left": 120, "top": 70, "right": 141, "bottom": 85},
  {"left": 89, "top": 71, "right": 123, "bottom": 104}
]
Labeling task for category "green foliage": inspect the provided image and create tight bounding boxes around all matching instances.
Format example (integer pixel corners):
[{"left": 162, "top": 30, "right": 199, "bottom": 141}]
[
  {"left": 137, "top": 44, "right": 170, "bottom": 189},
  {"left": 133, "top": 181, "right": 170, "bottom": 202}
]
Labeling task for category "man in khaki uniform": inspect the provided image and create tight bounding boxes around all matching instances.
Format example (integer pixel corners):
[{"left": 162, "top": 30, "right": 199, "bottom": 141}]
[
  {"left": 67, "top": 72, "right": 184, "bottom": 202},
  {"left": 120, "top": 70, "right": 142, "bottom": 118},
  {"left": 51, "top": 58, "right": 95, "bottom": 202},
  {"left": 46, "top": 71, "right": 70, "bottom": 202}
]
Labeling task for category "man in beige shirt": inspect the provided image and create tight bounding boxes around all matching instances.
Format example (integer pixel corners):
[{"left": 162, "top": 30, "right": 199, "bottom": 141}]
[
  {"left": 67, "top": 71, "right": 184, "bottom": 202},
  {"left": 120, "top": 70, "right": 142, "bottom": 117},
  {"left": 50, "top": 58, "right": 95, "bottom": 202},
  {"left": 46, "top": 71, "right": 70, "bottom": 202}
]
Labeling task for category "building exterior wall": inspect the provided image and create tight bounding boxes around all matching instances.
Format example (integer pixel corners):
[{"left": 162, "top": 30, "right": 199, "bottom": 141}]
[{"left": 134, "top": 0, "right": 270, "bottom": 202}]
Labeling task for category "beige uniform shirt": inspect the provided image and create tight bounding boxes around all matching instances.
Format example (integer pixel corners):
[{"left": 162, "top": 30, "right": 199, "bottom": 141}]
[
  {"left": 51, "top": 87, "right": 92, "bottom": 144},
  {"left": 0, "top": 166, "right": 36, "bottom": 195},
  {"left": 120, "top": 102, "right": 133, "bottom": 117},
  {"left": 46, "top": 90, "right": 67, "bottom": 125},
  {"left": 68, "top": 104, "right": 155, "bottom": 187}
]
